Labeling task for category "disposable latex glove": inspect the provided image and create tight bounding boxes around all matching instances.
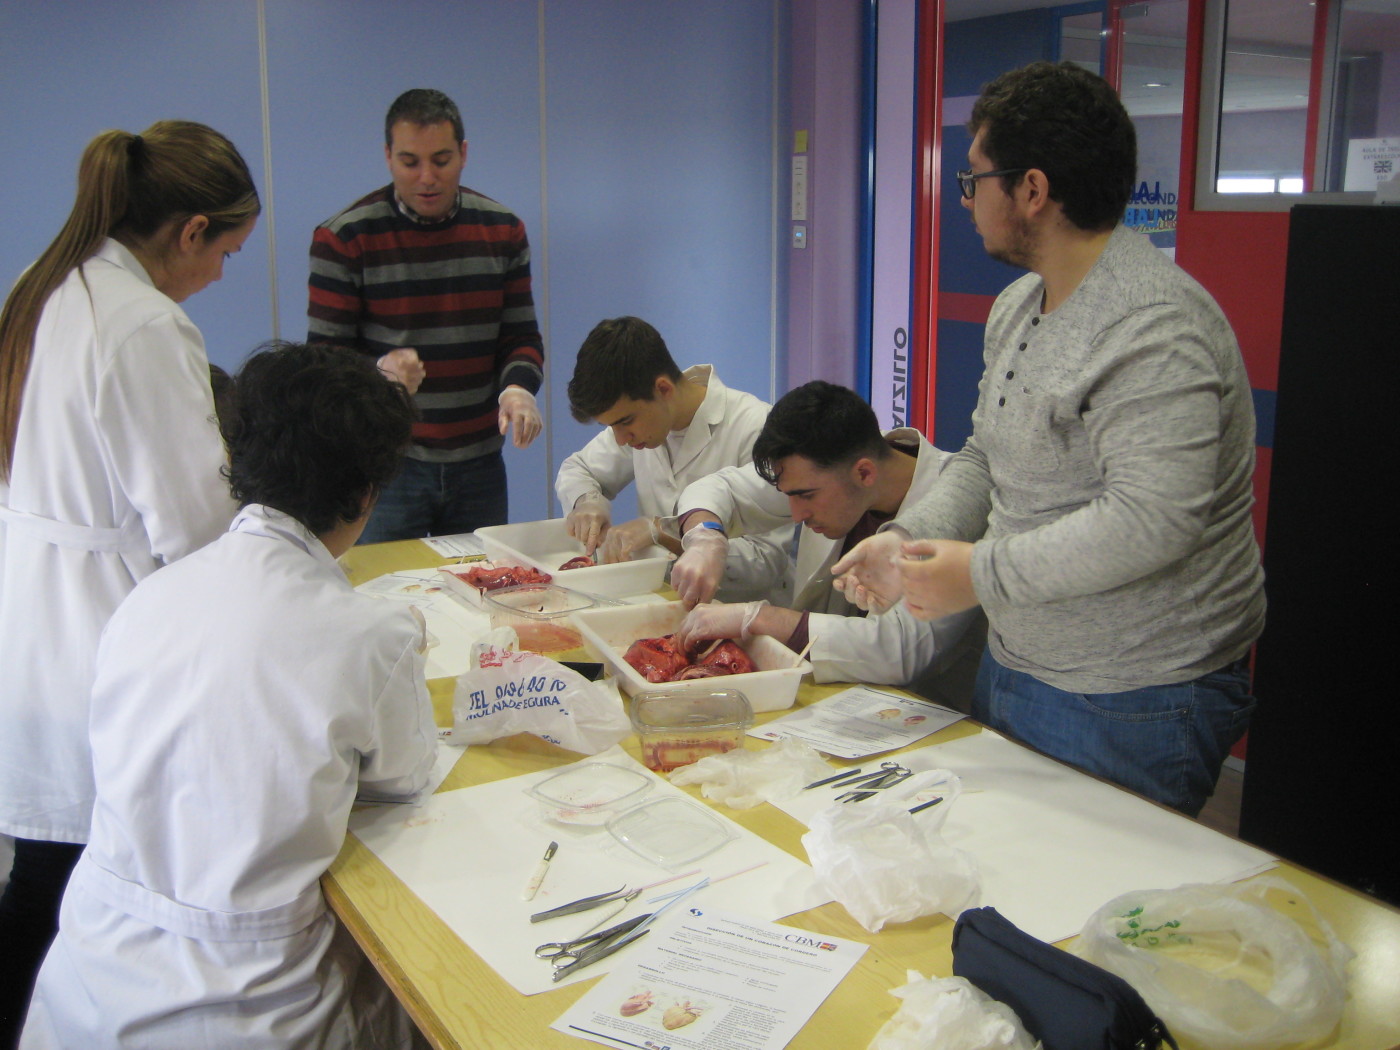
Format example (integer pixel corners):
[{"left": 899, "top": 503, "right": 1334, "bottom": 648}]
[
  {"left": 377, "top": 347, "right": 426, "bottom": 394},
  {"left": 599, "top": 516, "right": 660, "bottom": 564},
  {"left": 897, "top": 539, "right": 979, "bottom": 621},
  {"left": 675, "top": 600, "right": 767, "bottom": 650},
  {"left": 830, "top": 529, "right": 909, "bottom": 613},
  {"left": 498, "top": 386, "right": 542, "bottom": 448},
  {"left": 671, "top": 526, "right": 729, "bottom": 607},
  {"left": 566, "top": 493, "right": 611, "bottom": 555}
]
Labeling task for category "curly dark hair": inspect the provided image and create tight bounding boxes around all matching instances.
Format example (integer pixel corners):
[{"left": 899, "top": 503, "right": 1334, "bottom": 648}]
[
  {"left": 222, "top": 342, "right": 415, "bottom": 534},
  {"left": 752, "top": 381, "right": 889, "bottom": 486},
  {"left": 566, "top": 316, "right": 683, "bottom": 422},
  {"left": 969, "top": 61, "right": 1136, "bottom": 232}
]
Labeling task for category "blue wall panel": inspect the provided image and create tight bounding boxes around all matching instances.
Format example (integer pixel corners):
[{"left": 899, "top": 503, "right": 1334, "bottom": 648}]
[
  {"left": 0, "top": 1, "right": 270, "bottom": 369},
  {"left": 0, "top": 2, "right": 781, "bottom": 526},
  {"left": 262, "top": 0, "right": 547, "bottom": 518},
  {"left": 542, "top": 0, "right": 778, "bottom": 519},
  {"left": 932, "top": 319, "right": 984, "bottom": 452}
]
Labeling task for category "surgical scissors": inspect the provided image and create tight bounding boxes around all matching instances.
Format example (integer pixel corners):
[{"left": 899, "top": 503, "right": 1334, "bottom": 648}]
[
  {"left": 535, "top": 913, "right": 650, "bottom": 967},
  {"left": 545, "top": 876, "right": 710, "bottom": 982}
]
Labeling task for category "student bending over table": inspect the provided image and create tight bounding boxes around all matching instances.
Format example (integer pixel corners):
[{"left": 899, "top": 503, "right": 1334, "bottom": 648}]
[
  {"left": 670, "top": 382, "right": 983, "bottom": 712},
  {"left": 556, "top": 315, "right": 788, "bottom": 602},
  {"left": 22, "top": 343, "right": 437, "bottom": 1050}
]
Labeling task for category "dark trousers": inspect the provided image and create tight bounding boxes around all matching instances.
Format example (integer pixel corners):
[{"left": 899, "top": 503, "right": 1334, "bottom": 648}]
[{"left": 0, "top": 838, "right": 83, "bottom": 1049}]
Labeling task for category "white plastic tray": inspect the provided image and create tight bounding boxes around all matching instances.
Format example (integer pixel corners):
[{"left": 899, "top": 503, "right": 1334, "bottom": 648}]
[
  {"left": 477, "top": 518, "right": 671, "bottom": 598},
  {"left": 436, "top": 561, "right": 553, "bottom": 610},
  {"left": 570, "top": 601, "right": 808, "bottom": 712}
]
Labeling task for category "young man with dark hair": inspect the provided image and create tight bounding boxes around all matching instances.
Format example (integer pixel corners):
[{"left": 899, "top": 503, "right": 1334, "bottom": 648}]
[
  {"left": 555, "top": 317, "right": 786, "bottom": 599},
  {"left": 671, "top": 382, "right": 982, "bottom": 710},
  {"left": 309, "top": 87, "right": 544, "bottom": 543},
  {"left": 834, "top": 62, "right": 1264, "bottom": 815},
  {"left": 24, "top": 343, "right": 436, "bottom": 1048}
]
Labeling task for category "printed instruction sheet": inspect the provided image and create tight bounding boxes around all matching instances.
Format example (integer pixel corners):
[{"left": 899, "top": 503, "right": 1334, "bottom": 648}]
[
  {"left": 552, "top": 908, "right": 865, "bottom": 1050},
  {"left": 750, "top": 684, "right": 963, "bottom": 758}
]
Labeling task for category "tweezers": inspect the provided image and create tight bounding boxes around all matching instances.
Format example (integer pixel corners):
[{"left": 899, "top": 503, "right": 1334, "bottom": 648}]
[
  {"left": 803, "top": 767, "right": 864, "bottom": 790},
  {"left": 835, "top": 768, "right": 913, "bottom": 802},
  {"left": 530, "top": 884, "right": 631, "bottom": 924}
]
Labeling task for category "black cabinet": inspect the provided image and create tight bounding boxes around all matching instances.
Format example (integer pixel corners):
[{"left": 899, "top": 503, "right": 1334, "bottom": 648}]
[{"left": 1239, "top": 204, "right": 1399, "bottom": 905}]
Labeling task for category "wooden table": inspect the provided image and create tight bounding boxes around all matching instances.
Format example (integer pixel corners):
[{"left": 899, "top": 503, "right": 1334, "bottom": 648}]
[{"left": 327, "top": 540, "right": 1400, "bottom": 1050}]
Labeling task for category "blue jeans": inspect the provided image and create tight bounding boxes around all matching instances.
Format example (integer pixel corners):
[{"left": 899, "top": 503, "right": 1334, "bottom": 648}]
[
  {"left": 972, "top": 649, "right": 1254, "bottom": 816},
  {"left": 359, "top": 451, "right": 508, "bottom": 544}
]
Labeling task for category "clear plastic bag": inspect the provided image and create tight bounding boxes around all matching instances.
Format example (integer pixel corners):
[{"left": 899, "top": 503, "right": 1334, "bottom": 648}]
[
  {"left": 451, "top": 630, "right": 631, "bottom": 754},
  {"left": 1073, "top": 877, "right": 1352, "bottom": 1050},
  {"left": 667, "top": 736, "right": 833, "bottom": 809},
  {"left": 869, "top": 971, "right": 1039, "bottom": 1050},
  {"left": 800, "top": 774, "right": 979, "bottom": 932}
]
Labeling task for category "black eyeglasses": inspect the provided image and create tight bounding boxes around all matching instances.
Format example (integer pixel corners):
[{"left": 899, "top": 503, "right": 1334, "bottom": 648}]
[{"left": 956, "top": 168, "right": 1028, "bottom": 199}]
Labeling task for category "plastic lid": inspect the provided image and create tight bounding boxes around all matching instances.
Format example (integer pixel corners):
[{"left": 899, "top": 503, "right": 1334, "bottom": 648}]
[
  {"left": 482, "top": 583, "right": 596, "bottom": 621},
  {"left": 630, "top": 689, "right": 754, "bottom": 734},
  {"left": 606, "top": 796, "right": 737, "bottom": 869},
  {"left": 526, "top": 762, "right": 652, "bottom": 825}
]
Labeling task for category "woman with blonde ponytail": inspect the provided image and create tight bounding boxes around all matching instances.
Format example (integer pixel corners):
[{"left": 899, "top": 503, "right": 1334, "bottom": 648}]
[{"left": 0, "top": 120, "right": 258, "bottom": 1045}]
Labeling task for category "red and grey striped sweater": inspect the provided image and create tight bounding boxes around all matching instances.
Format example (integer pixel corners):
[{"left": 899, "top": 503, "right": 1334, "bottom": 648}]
[{"left": 308, "top": 185, "right": 544, "bottom": 459}]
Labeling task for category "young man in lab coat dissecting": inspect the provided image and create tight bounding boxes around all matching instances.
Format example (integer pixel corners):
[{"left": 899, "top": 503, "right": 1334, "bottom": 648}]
[
  {"left": 22, "top": 343, "right": 437, "bottom": 1050},
  {"left": 556, "top": 315, "right": 788, "bottom": 602},
  {"left": 670, "top": 382, "right": 984, "bottom": 711}
]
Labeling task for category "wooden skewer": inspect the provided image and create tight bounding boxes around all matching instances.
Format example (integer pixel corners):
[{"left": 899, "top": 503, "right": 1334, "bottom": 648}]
[{"left": 793, "top": 636, "right": 816, "bottom": 665}]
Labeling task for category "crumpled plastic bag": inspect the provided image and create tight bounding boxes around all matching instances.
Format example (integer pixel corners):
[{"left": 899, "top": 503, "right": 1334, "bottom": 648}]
[
  {"left": 1072, "top": 876, "right": 1353, "bottom": 1050},
  {"left": 801, "top": 773, "right": 979, "bottom": 932},
  {"left": 667, "top": 737, "right": 833, "bottom": 808},
  {"left": 451, "top": 629, "right": 631, "bottom": 754},
  {"left": 869, "top": 971, "right": 1039, "bottom": 1050}
]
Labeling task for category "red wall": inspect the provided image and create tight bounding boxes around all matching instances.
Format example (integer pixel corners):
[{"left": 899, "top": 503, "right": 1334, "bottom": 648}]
[{"left": 1173, "top": 0, "right": 1289, "bottom": 758}]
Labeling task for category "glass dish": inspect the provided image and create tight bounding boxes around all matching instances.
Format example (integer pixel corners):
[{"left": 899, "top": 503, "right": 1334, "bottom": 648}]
[
  {"left": 526, "top": 762, "right": 653, "bottom": 826},
  {"left": 605, "top": 795, "right": 737, "bottom": 869},
  {"left": 630, "top": 689, "right": 754, "bottom": 773}
]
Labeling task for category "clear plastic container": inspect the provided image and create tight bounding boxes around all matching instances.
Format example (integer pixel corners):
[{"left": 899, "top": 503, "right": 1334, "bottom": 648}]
[
  {"left": 525, "top": 762, "right": 653, "bottom": 826},
  {"left": 630, "top": 689, "right": 755, "bottom": 773},
  {"left": 606, "top": 796, "right": 737, "bottom": 869},
  {"left": 482, "top": 583, "right": 594, "bottom": 652}
]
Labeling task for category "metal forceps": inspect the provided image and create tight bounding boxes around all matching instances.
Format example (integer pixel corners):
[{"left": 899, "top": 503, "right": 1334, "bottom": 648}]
[
  {"left": 547, "top": 877, "right": 709, "bottom": 983},
  {"left": 530, "top": 884, "right": 636, "bottom": 924},
  {"left": 833, "top": 761, "right": 912, "bottom": 802},
  {"left": 535, "top": 913, "right": 650, "bottom": 968}
]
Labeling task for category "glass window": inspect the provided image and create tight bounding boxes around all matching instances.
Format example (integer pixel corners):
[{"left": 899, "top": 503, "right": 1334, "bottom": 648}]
[{"left": 1198, "top": 0, "right": 1400, "bottom": 209}]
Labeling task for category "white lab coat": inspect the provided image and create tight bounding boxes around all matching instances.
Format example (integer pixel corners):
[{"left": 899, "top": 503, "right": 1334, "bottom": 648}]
[
  {"left": 555, "top": 364, "right": 789, "bottom": 602},
  {"left": 0, "top": 239, "right": 237, "bottom": 844},
  {"left": 678, "top": 429, "right": 983, "bottom": 706},
  {"left": 22, "top": 505, "right": 437, "bottom": 1050}
]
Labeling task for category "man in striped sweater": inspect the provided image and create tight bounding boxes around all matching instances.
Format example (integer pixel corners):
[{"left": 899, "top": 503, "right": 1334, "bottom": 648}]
[{"left": 309, "top": 88, "right": 544, "bottom": 542}]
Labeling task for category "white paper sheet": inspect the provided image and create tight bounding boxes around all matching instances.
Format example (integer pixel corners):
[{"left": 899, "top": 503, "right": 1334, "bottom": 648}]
[
  {"left": 552, "top": 908, "right": 866, "bottom": 1050},
  {"left": 420, "top": 532, "right": 486, "bottom": 558},
  {"left": 772, "top": 729, "right": 1276, "bottom": 944},
  {"left": 354, "top": 568, "right": 489, "bottom": 678},
  {"left": 348, "top": 748, "right": 831, "bottom": 995},
  {"left": 749, "top": 685, "right": 964, "bottom": 758}
]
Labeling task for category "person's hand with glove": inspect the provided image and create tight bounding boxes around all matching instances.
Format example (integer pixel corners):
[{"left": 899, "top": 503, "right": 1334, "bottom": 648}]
[
  {"left": 671, "top": 522, "right": 729, "bottom": 607},
  {"left": 600, "top": 516, "right": 664, "bottom": 564},
  {"left": 829, "top": 529, "right": 909, "bottom": 612},
  {"left": 498, "top": 385, "right": 542, "bottom": 448},
  {"left": 675, "top": 601, "right": 768, "bottom": 650},
  {"left": 566, "top": 492, "right": 611, "bottom": 556}
]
